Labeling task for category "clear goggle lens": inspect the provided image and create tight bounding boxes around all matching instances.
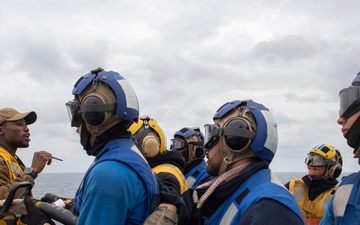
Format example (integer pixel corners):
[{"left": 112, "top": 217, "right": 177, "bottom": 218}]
[
  {"left": 170, "top": 138, "right": 186, "bottom": 150},
  {"left": 305, "top": 153, "right": 328, "bottom": 167},
  {"left": 65, "top": 100, "right": 82, "bottom": 127}
]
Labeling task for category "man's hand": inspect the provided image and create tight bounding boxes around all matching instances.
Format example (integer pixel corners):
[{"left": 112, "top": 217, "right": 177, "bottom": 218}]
[
  {"left": 23, "top": 195, "right": 55, "bottom": 225},
  {"left": 31, "top": 151, "right": 53, "bottom": 173}
]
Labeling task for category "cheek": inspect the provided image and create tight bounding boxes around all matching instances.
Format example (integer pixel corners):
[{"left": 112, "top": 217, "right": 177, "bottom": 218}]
[{"left": 208, "top": 147, "right": 223, "bottom": 162}]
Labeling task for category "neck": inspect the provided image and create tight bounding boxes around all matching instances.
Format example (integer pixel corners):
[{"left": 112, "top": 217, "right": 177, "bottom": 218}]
[
  {"left": 224, "top": 158, "right": 254, "bottom": 181},
  {"left": 227, "top": 157, "right": 254, "bottom": 170}
]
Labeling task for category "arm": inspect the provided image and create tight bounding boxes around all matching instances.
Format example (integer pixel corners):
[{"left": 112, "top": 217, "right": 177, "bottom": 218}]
[
  {"left": 156, "top": 172, "right": 181, "bottom": 195},
  {"left": 24, "top": 195, "right": 55, "bottom": 225}
]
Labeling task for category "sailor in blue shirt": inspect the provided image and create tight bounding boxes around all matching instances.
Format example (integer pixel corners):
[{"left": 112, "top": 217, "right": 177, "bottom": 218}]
[
  {"left": 320, "top": 71, "right": 360, "bottom": 225},
  {"left": 67, "top": 68, "right": 158, "bottom": 225},
  {"left": 171, "top": 127, "right": 209, "bottom": 188},
  {"left": 153, "top": 100, "right": 305, "bottom": 225}
]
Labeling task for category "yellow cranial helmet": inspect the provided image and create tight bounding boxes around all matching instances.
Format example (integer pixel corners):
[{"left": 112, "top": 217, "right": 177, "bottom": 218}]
[
  {"left": 305, "top": 144, "right": 343, "bottom": 179},
  {"left": 129, "top": 115, "right": 166, "bottom": 158}
]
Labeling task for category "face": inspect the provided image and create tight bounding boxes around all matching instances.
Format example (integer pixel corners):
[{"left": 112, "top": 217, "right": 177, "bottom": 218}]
[
  {"left": 0, "top": 119, "right": 31, "bottom": 150},
  {"left": 204, "top": 141, "right": 223, "bottom": 176},
  {"left": 337, "top": 111, "right": 360, "bottom": 138},
  {"left": 307, "top": 165, "right": 326, "bottom": 180}
]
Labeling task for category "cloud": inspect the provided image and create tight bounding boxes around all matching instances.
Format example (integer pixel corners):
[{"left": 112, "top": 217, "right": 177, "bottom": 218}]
[{"left": 1, "top": 0, "right": 360, "bottom": 174}]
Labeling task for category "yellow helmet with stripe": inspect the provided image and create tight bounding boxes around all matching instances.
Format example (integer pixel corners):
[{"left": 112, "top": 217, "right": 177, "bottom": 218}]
[
  {"left": 129, "top": 115, "right": 166, "bottom": 158},
  {"left": 306, "top": 144, "right": 343, "bottom": 179}
]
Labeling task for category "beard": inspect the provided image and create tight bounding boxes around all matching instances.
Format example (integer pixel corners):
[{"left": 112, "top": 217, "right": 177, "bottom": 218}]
[{"left": 205, "top": 147, "right": 224, "bottom": 176}]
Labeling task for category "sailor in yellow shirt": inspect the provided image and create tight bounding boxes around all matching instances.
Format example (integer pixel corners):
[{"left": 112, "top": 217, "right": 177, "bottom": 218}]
[
  {"left": 0, "top": 107, "right": 54, "bottom": 224},
  {"left": 285, "top": 144, "right": 343, "bottom": 222}
]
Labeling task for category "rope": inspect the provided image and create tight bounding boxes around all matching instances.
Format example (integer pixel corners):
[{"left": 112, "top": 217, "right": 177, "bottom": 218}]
[{"left": 192, "top": 162, "right": 250, "bottom": 209}]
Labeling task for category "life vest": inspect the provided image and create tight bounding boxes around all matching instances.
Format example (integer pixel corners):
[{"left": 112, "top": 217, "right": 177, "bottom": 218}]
[
  {"left": 0, "top": 147, "right": 26, "bottom": 225},
  {"left": 203, "top": 169, "right": 304, "bottom": 225},
  {"left": 288, "top": 178, "right": 336, "bottom": 219},
  {"left": 184, "top": 160, "right": 208, "bottom": 188},
  {"left": 332, "top": 172, "right": 360, "bottom": 225},
  {"left": 152, "top": 163, "right": 188, "bottom": 194},
  {"left": 0, "top": 147, "right": 22, "bottom": 181},
  {"left": 73, "top": 139, "right": 158, "bottom": 216}
]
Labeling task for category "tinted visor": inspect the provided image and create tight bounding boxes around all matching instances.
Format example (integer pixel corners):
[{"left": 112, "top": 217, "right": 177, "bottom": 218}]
[
  {"left": 339, "top": 86, "right": 360, "bottom": 118},
  {"left": 204, "top": 124, "right": 221, "bottom": 148},
  {"left": 305, "top": 153, "right": 333, "bottom": 167}
]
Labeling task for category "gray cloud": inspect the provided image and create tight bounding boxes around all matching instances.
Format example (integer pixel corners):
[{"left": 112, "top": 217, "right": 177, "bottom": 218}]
[{"left": 1, "top": 0, "right": 360, "bottom": 173}]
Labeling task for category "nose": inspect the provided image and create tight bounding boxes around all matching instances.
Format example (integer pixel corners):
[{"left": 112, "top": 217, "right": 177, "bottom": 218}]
[
  {"left": 204, "top": 147, "right": 210, "bottom": 153},
  {"left": 23, "top": 124, "right": 29, "bottom": 131},
  {"left": 337, "top": 117, "right": 346, "bottom": 125}
]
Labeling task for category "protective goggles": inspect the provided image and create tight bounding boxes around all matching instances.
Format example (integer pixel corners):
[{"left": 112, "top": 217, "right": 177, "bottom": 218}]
[
  {"left": 65, "top": 99, "right": 116, "bottom": 127},
  {"left": 203, "top": 122, "right": 255, "bottom": 150},
  {"left": 170, "top": 138, "right": 187, "bottom": 151},
  {"left": 305, "top": 153, "right": 335, "bottom": 167},
  {"left": 339, "top": 86, "right": 360, "bottom": 118},
  {"left": 66, "top": 100, "right": 82, "bottom": 127}
]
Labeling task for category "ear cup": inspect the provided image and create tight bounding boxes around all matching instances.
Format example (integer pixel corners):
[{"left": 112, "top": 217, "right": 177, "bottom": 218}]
[
  {"left": 82, "top": 96, "right": 105, "bottom": 126},
  {"left": 327, "top": 164, "right": 342, "bottom": 179},
  {"left": 142, "top": 134, "right": 160, "bottom": 158},
  {"left": 194, "top": 146, "right": 204, "bottom": 158},
  {"left": 225, "top": 119, "right": 251, "bottom": 150}
]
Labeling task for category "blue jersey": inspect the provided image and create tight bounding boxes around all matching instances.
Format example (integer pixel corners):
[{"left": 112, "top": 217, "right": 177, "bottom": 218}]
[
  {"left": 184, "top": 160, "right": 209, "bottom": 188},
  {"left": 320, "top": 171, "right": 360, "bottom": 225},
  {"left": 203, "top": 168, "right": 304, "bottom": 225},
  {"left": 73, "top": 139, "right": 158, "bottom": 225}
]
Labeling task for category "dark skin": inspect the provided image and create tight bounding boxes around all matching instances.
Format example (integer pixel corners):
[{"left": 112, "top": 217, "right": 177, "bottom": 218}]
[{"left": 0, "top": 119, "right": 52, "bottom": 174}]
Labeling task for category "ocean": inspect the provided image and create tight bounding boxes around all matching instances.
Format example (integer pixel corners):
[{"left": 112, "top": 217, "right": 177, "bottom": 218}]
[
  {"left": 29, "top": 172, "right": 353, "bottom": 225},
  {"left": 31, "top": 171, "right": 353, "bottom": 199}
]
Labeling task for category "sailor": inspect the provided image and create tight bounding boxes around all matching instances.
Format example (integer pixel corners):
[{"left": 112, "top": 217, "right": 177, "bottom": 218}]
[
  {"left": 0, "top": 107, "right": 53, "bottom": 225},
  {"left": 24, "top": 68, "right": 159, "bottom": 225},
  {"left": 129, "top": 115, "right": 188, "bottom": 195},
  {"left": 285, "top": 144, "right": 342, "bottom": 221},
  {"left": 171, "top": 127, "right": 209, "bottom": 188},
  {"left": 151, "top": 100, "right": 305, "bottom": 225},
  {"left": 320, "top": 72, "right": 360, "bottom": 225}
]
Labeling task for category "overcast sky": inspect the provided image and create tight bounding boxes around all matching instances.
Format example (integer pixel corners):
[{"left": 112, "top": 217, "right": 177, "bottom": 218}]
[{"left": 1, "top": 0, "right": 360, "bottom": 175}]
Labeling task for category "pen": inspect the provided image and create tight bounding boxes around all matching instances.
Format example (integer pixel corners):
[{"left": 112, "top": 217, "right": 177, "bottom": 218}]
[{"left": 51, "top": 156, "right": 63, "bottom": 161}]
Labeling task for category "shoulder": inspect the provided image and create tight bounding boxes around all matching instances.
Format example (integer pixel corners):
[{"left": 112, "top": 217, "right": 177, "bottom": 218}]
[
  {"left": 238, "top": 199, "right": 304, "bottom": 225},
  {"left": 340, "top": 171, "right": 360, "bottom": 184},
  {"left": 88, "top": 161, "right": 142, "bottom": 187}
]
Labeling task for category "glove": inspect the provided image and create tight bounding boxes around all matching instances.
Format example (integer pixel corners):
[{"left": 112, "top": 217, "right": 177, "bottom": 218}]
[
  {"left": 24, "top": 195, "right": 55, "bottom": 225},
  {"left": 41, "top": 193, "right": 60, "bottom": 203},
  {"left": 143, "top": 206, "right": 178, "bottom": 225}
]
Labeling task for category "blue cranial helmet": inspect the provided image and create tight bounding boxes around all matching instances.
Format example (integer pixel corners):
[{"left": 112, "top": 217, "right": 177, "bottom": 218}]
[
  {"left": 66, "top": 68, "right": 139, "bottom": 128},
  {"left": 206, "top": 100, "right": 278, "bottom": 163},
  {"left": 172, "top": 127, "right": 205, "bottom": 164}
]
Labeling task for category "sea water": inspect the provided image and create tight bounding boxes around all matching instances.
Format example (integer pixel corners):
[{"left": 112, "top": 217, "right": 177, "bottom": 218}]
[
  {"left": 32, "top": 171, "right": 352, "bottom": 199},
  {"left": 29, "top": 171, "right": 352, "bottom": 225}
]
